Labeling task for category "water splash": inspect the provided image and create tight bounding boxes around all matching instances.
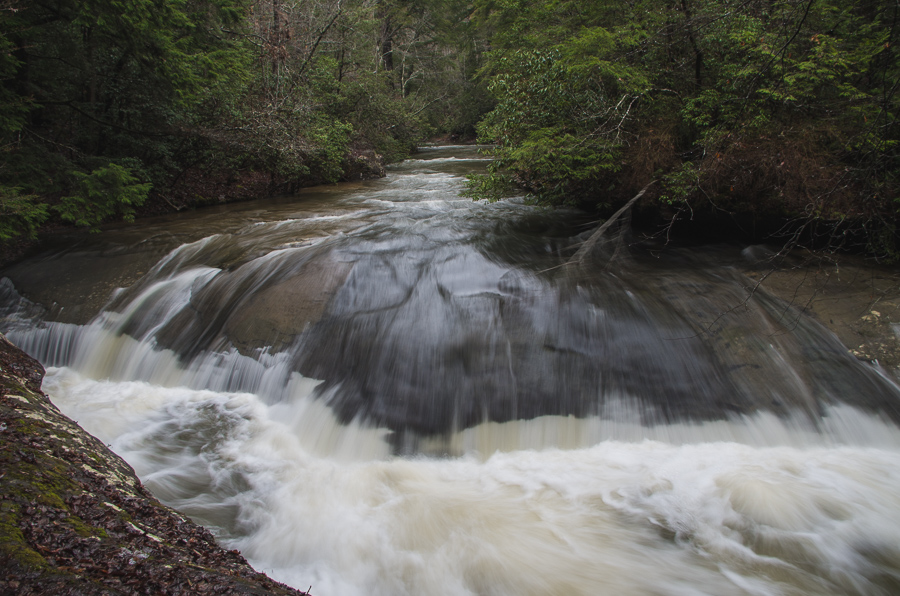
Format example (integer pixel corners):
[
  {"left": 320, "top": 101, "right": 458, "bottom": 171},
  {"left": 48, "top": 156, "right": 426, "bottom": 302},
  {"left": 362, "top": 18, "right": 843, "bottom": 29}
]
[
  {"left": 4, "top": 145, "right": 900, "bottom": 595},
  {"left": 42, "top": 367, "right": 900, "bottom": 596}
]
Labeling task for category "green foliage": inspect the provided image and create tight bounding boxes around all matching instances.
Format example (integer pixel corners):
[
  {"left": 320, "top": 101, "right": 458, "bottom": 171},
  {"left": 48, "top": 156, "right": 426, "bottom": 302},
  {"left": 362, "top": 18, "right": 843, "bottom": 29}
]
[
  {"left": 56, "top": 164, "right": 151, "bottom": 230},
  {"left": 0, "top": 16, "right": 30, "bottom": 137},
  {"left": 470, "top": 31, "right": 647, "bottom": 205},
  {"left": 462, "top": 170, "right": 515, "bottom": 203},
  {"left": 658, "top": 162, "right": 701, "bottom": 206},
  {"left": 63, "top": 0, "right": 252, "bottom": 110},
  {"left": 207, "top": 0, "right": 476, "bottom": 189},
  {"left": 469, "top": 1, "right": 660, "bottom": 207},
  {"left": 468, "top": 0, "right": 900, "bottom": 255},
  {"left": 0, "top": 0, "right": 497, "bottom": 243},
  {"left": 677, "top": 1, "right": 894, "bottom": 153},
  {"left": 0, "top": 186, "right": 49, "bottom": 241},
  {"left": 0, "top": 0, "right": 254, "bottom": 236},
  {"left": 7, "top": 0, "right": 894, "bottom": 255}
]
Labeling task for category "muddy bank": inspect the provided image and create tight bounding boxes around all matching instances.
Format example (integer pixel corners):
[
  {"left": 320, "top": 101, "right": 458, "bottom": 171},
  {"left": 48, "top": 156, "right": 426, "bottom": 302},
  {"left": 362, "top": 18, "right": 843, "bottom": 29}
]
[
  {"left": 740, "top": 249, "right": 900, "bottom": 376},
  {"left": 0, "top": 333, "right": 310, "bottom": 596}
]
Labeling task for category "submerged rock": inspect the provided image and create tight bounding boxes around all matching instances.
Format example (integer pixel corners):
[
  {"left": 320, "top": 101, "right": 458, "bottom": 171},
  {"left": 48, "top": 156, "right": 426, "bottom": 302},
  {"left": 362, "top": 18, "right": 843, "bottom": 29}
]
[{"left": 0, "top": 333, "right": 309, "bottom": 596}]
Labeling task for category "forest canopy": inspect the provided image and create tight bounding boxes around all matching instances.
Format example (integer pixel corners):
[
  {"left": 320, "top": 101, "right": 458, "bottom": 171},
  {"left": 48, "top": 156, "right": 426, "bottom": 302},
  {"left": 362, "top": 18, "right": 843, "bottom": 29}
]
[{"left": 0, "top": 0, "right": 898, "bottom": 256}]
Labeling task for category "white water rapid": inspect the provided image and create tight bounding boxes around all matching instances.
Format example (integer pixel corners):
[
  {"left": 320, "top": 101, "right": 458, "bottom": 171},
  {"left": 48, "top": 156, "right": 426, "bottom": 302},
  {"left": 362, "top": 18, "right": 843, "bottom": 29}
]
[{"left": 3, "top": 146, "right": 900, "bottom": 595}]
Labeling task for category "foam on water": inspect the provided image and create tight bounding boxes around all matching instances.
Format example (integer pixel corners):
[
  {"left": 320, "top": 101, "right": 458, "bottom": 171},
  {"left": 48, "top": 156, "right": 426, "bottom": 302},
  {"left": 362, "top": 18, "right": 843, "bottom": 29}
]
[
  {"left": 41, "top": 366, "right": 900, "bottom": 596},
  {"left": 404, "top": 156, "right": 494, "bottom": 163},
  {"left": 7, "top": 146, "right": 900, "bottom": 595}
]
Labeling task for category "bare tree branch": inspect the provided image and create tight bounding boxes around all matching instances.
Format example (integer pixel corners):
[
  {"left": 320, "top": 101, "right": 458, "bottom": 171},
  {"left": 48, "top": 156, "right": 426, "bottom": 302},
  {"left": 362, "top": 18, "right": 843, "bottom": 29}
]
[{"left": 569, "top": 180, "right": 656, "bottom": 264}]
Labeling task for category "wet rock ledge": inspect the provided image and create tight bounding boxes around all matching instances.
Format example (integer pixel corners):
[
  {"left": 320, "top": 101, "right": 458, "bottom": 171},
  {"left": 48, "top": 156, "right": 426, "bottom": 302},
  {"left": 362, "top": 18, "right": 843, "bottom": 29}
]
[{"left": 0, "top": 333, "right": 308, "bottom": 596}]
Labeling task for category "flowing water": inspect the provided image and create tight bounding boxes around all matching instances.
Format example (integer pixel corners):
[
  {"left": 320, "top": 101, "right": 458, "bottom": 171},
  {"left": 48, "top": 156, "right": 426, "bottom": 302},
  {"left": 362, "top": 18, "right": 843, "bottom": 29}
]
[{"left": 3, "top": 146, "right": 900, "bottom": 595}]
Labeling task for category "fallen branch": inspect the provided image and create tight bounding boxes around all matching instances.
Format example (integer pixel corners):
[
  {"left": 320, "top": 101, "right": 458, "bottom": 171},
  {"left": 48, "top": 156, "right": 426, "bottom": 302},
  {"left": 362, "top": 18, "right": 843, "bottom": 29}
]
[
  {"left": 296, "top": 3, "right": 343, "bottom": 80},
  {"left": 569, "top": 180, "right": 656, "bottom": 265},
  {"left": 159, "top": 193, "right": 185, "bottom": 212}
]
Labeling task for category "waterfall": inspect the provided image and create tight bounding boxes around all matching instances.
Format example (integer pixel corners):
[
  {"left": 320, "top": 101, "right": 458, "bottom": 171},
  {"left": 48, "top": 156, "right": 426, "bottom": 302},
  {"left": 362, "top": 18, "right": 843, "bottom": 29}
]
[{"left": 3, "top": 146, "right": 900, "bottom": 595}]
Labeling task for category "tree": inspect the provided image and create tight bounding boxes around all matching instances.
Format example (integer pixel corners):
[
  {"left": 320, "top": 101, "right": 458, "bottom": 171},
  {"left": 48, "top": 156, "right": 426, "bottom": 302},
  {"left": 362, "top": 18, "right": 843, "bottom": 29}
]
[
  {"left": 0, "top": 0, "right": 491, "bottom": 243},
  {"left": 56, "top": 163, "right": 152, "bottom": 230},
  {"left": 467, "top": 0, "right": 900, "bottom": 256},
  {"left": 465, "top": 0, "right": 653, "bottom": 206},
  {"left": 0, "top": 0, "right": 252, "bottom": 232}
]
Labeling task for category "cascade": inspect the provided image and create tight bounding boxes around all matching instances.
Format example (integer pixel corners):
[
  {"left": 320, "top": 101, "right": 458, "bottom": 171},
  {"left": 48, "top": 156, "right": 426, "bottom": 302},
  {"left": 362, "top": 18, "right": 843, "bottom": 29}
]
[{"left": 3, "top": 146, "right": 900, "bottom": 596}]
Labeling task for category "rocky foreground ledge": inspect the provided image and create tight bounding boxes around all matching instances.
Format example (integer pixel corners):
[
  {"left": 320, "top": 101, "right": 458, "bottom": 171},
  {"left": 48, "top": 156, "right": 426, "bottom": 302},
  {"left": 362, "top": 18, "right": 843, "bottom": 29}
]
[{"left": 0, "top": 334, "right": 309, "bottom": 596}]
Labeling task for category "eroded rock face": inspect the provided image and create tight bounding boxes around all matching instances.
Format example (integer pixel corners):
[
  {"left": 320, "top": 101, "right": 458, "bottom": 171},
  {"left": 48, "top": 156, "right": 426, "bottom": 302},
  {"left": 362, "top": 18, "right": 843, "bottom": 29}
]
[{"left": 0, "top": 333, "right": 308, "bottom": 596}]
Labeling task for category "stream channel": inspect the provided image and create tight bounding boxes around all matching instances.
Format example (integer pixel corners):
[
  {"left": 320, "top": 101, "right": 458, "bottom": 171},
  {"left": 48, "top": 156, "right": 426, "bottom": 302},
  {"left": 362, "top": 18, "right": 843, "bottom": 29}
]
[{"left": 2, "top": 146, "right": 900, "bottom": 595}]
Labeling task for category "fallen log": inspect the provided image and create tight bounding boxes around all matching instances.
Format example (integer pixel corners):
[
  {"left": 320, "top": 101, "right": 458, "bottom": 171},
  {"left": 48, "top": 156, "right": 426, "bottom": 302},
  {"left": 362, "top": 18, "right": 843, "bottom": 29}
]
[{"left": 569, "top": 181, "right": 656, "bottom": 265}]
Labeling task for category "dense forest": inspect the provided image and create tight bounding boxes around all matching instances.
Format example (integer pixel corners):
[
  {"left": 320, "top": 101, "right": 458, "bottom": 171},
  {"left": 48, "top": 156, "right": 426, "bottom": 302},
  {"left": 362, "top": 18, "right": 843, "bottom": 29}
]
[
  {"left": 0, "top": 0, "right": 489, "bottom": 241},
  {"left": 1, "top": 0, "right": 898, "bottom": 256},
  {"left": 466, "top": 0, "right": 900, "bottom": 256}
]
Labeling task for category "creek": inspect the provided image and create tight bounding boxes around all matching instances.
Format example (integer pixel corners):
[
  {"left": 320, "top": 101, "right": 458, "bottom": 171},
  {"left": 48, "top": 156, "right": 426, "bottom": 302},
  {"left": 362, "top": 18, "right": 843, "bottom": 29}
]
[{"left": 2, "top": 146, "right": 900, "bottom": 595}]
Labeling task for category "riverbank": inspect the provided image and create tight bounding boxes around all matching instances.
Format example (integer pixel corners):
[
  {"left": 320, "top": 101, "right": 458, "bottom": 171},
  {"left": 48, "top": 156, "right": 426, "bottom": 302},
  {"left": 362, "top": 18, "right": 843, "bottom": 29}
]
[
  {"left": 2, "top": 144, "right": 900, "bottom": 594},
  {"left": 0, "top": 148, "right": 389, "bottom": 270},
  {"left": 0, "top": 333, "right": 310, "bottom": 596},
  {"left": 740, "top": 249, "right": 900, "bottom": 376}
]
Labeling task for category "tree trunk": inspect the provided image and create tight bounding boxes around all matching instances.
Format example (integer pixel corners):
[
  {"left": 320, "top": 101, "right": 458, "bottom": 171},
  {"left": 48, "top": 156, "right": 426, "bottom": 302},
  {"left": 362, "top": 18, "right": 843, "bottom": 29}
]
[
  {"left": 272, "top": 0, "right": 282, "bottom": 77},
  {"left": 680, "top": 0, "right": 703, "bottom": 89},
  {"left": 376, "top": 0, "right": 394, "bottom": 84}
]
